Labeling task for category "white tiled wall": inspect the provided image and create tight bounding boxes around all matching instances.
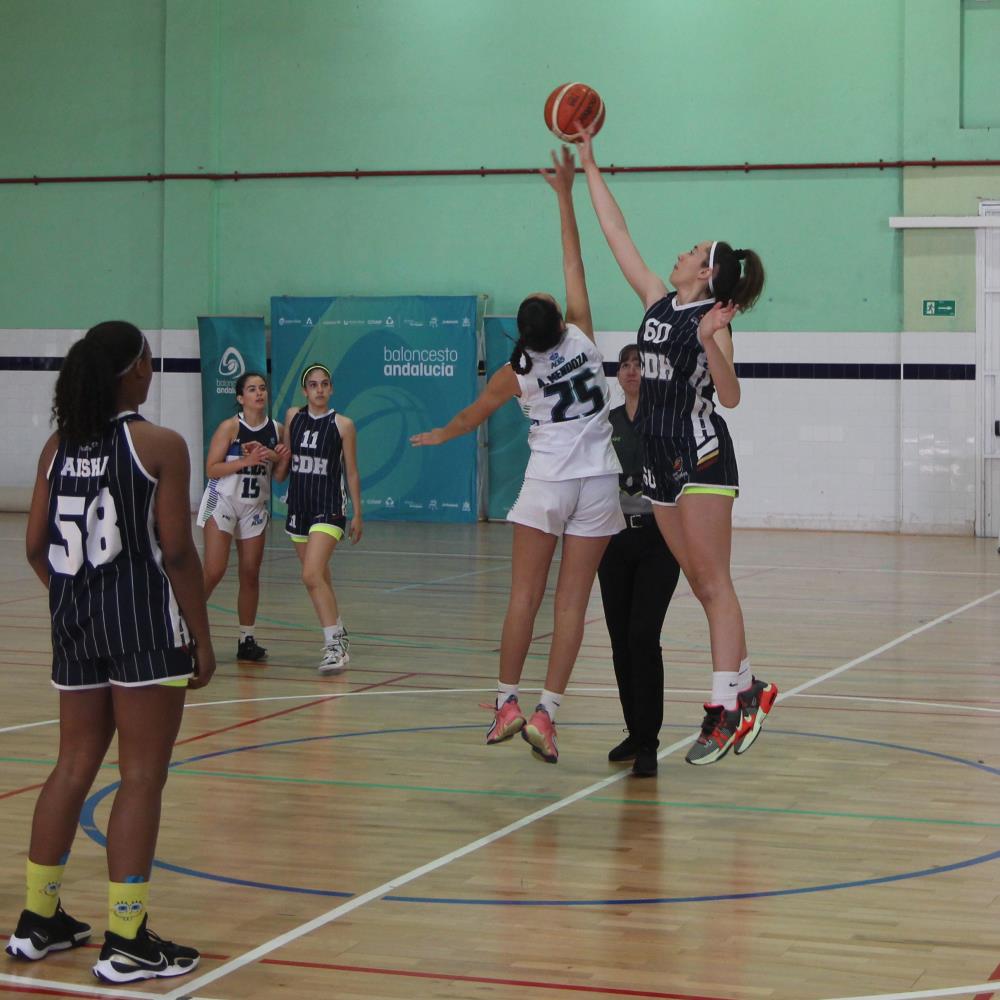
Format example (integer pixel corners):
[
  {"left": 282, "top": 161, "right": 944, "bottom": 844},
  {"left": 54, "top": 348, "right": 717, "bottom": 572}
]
[{"left": 0, "top": 328, "right": 979, "bottom": 533}]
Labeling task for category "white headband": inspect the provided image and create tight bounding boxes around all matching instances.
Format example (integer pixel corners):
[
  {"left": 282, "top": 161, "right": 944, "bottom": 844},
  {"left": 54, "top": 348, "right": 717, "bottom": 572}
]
[
  {"left": 707, "top": 241, "right": 719, "bottom": 294},
  {"left": 116, "top": 335, "right": 148, "bottom": 377}
]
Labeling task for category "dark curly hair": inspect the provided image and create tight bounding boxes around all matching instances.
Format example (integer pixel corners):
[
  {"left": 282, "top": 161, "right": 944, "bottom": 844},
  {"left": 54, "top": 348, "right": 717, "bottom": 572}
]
[
  {"left": 510, "top": 296, "right": 564, "bottom": 375},
  {"left": 52, "top": 321, "right": 146, "bottom": 446}
]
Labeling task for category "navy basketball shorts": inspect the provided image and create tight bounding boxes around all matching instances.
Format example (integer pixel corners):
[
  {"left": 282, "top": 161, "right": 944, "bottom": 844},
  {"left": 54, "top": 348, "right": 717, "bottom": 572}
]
[
  {"left": 285, "top": 508, "right": 347, "bottom": 543},
  {"left": 640, "top": 433, "right": 740, "bottom": 506},
  {"left": 51, "top": 647, "right": 195, "bottom": 690}
]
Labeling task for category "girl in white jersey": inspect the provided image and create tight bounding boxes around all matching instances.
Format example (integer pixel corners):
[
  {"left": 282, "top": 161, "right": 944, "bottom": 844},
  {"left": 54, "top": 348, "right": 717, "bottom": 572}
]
[
  {"left": 411, "top": 147, "right": 623, "bottom": 764},
  {"left": 197, "top": 373, "right": 291, "bottom": 663},
  {"left": 578, "top": 126, "right": 777, "bottom": 766}
]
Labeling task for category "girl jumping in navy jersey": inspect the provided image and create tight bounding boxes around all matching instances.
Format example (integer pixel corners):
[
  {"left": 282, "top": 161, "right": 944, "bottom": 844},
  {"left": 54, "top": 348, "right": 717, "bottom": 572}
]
[
  {"left": 198, "top": 372, "right": 291, "bottom": 662},
  {"left": 7, "top": 321, "right": 213, "bottom": 982},
  {"left": 579, "top": 128, "right": 778, "bottom": 766},
  {"left": 284, "top": 364, "right": 362, "bottom": 674},
  {"left": 412, "top": 147, "right": 623, "bottom": 764}
]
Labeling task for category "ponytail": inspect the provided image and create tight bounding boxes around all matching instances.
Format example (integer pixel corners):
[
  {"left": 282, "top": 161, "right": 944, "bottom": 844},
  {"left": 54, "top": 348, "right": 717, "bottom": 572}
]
[
  {"left": 708, "top": 242, "right": 765, "bottom": 312},
  {"left": 512, "top": 295, "right": 564, "bottom": 375},
  {"left": 52, "top": 321, "right": 146, "bottom": 446}
]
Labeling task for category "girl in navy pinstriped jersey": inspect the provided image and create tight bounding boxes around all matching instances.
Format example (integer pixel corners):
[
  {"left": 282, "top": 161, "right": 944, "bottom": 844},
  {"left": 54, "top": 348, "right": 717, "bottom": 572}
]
[
  {"left": 198, "top": 372, "right": 291, "bottom": 663},
  {"left": 283, "top": 364, "right": 363, "bottom": 675},
  {"left": 578, "top": 127, "right": 778, "bottom": 767},
  {"left": 7, "top": 321, "right": 213, "bottom": 983}
]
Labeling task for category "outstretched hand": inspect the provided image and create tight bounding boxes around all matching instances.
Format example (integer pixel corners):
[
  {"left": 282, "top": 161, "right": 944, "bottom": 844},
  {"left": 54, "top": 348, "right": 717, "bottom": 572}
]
[
  {"left": 573, "top": 119, "right": 596, "bottom": 167},
  {"left": 540, "top": 145, "right": 577, "bottom": 195},
  {"left": 698, "top": 301, "right": 738, "bottom": 345},
  {"left": 410, "top": 429, "right": 445, "bottom": 447}
]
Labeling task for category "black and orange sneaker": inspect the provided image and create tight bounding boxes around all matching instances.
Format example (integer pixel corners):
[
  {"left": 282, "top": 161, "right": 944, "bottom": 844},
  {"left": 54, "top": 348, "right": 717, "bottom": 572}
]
[
  {"left": 734, "top": 678, "right": 779, "bottom": 755},
  {"left": 684, "top": 704, "right": 742, "bottom": 765}
]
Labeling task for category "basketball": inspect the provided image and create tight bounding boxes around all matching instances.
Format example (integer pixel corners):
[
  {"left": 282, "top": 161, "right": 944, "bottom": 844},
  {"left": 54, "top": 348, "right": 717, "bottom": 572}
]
[{"left": 543, "top": 82, "right": 605, "bottom": 142}]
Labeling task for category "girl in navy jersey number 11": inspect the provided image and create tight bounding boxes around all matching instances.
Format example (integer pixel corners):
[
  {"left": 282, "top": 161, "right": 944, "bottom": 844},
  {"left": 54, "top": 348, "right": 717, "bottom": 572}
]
[
  {"left": 197, "top": 372, "right": 291, "bottom": 663},
  {"left": 578, "top": 127, "right": 778, "bottom": 766},
  {"left": 284, "top": 364, "right": 363, "bottom": 675}
]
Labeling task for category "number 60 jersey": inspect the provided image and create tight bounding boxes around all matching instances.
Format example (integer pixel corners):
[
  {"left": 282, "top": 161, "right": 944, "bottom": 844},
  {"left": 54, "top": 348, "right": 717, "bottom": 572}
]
[
  {"left": 46, "top": 412, "right": 188, "bottom": 665},
  {"left": 512, "top": 324, "right": 621, "bottom": 482}
]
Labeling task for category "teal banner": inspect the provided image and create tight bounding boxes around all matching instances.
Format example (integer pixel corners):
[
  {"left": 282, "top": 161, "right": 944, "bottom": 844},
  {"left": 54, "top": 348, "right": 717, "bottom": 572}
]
[
  {"left": 484, "top": 316, "right": 530, "bottom": 520},
  {"left": 196, "top": 316, "right": 267, "bottom": 486},
  {"left": 271, "top": 296, "right": 482, "bottom": 523}
]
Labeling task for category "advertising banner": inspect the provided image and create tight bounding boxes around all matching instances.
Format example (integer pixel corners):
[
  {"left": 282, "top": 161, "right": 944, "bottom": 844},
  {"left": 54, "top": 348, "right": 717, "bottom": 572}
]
[
  {"left": 483, "top": 316, "right": 530, "bottom": 520},
  {"left": 196, "top": 316, "right": 267, "bottom": 486},
  {"left": 270, "top": 296, "right": 481, "bottom": 522}
]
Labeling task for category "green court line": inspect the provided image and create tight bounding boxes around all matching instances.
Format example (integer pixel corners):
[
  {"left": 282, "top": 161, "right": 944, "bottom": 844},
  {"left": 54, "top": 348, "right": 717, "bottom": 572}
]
[{"left": 7, "top": 755, "right": 993, "bottom": 830}]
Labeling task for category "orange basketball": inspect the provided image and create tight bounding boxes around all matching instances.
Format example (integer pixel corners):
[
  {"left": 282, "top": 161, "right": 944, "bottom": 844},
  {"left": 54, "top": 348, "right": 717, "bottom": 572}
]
[{"left": 543, "top": 82, "right": 605, "bottom": 142}]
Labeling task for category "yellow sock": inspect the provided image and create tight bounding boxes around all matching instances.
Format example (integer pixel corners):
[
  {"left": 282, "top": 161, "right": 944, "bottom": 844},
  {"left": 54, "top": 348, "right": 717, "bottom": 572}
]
[
  {"left": 25, "top": 859, "right": 64, "bottom": 918},
  {"left": 108, "top": 879, "right": 149, "bottom": 939}
]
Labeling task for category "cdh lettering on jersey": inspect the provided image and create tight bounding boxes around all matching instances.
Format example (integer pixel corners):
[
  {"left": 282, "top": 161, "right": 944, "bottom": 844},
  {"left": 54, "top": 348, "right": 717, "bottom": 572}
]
[
  {"left": 291, "top": 455, "right": 329, "bottom": 475},
  {"left": 59, "top": 456, "right": 110, "bottom": 478},
  {"left": 642, "top": 317, "right": 671, "bottom": 345},
  {"left": 641, "top": 352, "right": 675, "bottom": 381}
]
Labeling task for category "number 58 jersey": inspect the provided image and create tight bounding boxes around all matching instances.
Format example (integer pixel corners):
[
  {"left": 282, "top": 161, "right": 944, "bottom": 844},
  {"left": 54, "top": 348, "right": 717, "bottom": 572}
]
[
  {"left": 512, "top": 324, "right": 621, "bottom": 482},
  {"left": 46, "top": 413, "right": 188, "bottom": 665}
]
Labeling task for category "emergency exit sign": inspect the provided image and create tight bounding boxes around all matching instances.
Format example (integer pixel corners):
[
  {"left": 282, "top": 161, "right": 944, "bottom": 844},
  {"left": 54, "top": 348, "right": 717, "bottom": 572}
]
[{"left": 923, "top": 299, "right": 956, "bottom": 316}]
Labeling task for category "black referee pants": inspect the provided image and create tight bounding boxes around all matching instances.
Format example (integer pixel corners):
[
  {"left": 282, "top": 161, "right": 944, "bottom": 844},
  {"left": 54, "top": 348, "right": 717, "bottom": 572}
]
[{"left": 597, "top": 517, "right": 680, "bottom": 751}]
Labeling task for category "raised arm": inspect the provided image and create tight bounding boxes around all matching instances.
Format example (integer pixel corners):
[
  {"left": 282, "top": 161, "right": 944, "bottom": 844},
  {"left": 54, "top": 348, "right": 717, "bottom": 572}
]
[
  {"left": 540, "top": 146, "right": 592, "bottom": 340},
  {"left": 410, "top": 366, "right": 520, "bottom": 447},
  {"left": 577, "top": 129, "right": 668, "bottom": 309}
]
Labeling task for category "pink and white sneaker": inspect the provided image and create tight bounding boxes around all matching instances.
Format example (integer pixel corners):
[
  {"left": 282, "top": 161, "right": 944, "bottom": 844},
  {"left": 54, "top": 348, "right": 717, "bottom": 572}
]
[
  {"left": 486, "top": 695, "right": 526, "bottom": 744},
  {"left": 522, "top": 705, "right": 559, "bottom": 763}
]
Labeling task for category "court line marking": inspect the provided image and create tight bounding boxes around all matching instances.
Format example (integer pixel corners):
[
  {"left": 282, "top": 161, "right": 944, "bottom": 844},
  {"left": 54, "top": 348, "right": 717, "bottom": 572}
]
[
  {"left": 161, "top": 584, "right": 1000, "bottom": 1000},
  {"left": 4, "top": 685, "right": 998, "bottom": 738},
  {"left": 821, "top": 983, "right": 999, "bottom": 1000},
  {"left": 0, "top": 972, "right": 160, "bottom": 999},
  {"left": 384, "top": 563, "right": 509, "bottom": 593}
]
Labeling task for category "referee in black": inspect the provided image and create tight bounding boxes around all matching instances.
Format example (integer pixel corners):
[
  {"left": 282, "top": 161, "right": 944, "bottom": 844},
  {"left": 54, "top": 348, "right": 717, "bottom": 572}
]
[{"left": 598, "top": 344, "right": 680, "bottom": 777}]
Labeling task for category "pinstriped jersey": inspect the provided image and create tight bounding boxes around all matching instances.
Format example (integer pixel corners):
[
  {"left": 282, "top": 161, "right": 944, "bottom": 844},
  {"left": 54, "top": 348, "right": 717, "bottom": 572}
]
[
  {"left": 636, "top": 293, "right": 728, "bottom": 460},
  {"left": 47, "top": 413, "right": 187, "bottom": 665},
  {"left": 512, "top": 324, "right": 620, "bottom": 482},
  {"left": 287, "top": 408, "right": 345, "bottom": 514},
  {"left": 206, "top": 415, "right": 279, "bottom": 504}
]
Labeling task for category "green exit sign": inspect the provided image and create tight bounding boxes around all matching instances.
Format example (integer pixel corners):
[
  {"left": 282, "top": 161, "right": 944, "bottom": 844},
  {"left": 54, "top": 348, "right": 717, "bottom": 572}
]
[{"left": 923, "top": 299, "right": 956, "bottom": 316}]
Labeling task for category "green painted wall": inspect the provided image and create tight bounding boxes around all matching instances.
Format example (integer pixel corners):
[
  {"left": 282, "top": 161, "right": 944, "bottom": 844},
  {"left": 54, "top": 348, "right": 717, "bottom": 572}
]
[{"left": 1, "top": 0, "right": 996, "bottom": 337}]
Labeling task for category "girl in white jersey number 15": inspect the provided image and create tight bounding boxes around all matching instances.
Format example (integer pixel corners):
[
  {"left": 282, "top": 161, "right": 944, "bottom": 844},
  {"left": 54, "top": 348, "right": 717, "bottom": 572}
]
[
  {"left": 578, "top": 125, "right": 778, "bottom": 766},
  {"left": 411, "top": 147, "right": 623, "bottom": 764},
  {"left": 197, "top": 372, "right": 291, "bottom": 663}
]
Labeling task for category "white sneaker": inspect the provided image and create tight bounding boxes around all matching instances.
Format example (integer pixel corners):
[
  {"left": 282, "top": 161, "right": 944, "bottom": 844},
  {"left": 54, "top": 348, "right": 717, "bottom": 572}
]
[{"left": 318, "top": 630, "right": 350, "bottom": 675}]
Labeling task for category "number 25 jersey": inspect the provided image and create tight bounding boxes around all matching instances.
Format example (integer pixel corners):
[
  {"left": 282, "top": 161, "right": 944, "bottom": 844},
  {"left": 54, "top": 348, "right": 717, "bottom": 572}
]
[
  {"left": 47, "top": 413, "right": 188, "bottom": 665},
  {"left": 512, "top": 324, "right": 621, "bottom": 482}
]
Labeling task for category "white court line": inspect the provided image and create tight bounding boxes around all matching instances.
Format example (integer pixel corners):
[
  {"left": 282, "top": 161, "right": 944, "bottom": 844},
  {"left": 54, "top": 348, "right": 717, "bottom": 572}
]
[
  {"left": 162, "top": 584, "right": 1000, "bottom": 1000},
  {"left": 822, "top": 982, "right": 998, "bottom": 1000},
  {"left": 0, "top": 971, "right": 160, "bottom": 999},
  {"left": 384, "top": 563, "right": 510, "bottom": 593},
  {"left": 0, "top": 717, "right": 58, "bottom": 734}
]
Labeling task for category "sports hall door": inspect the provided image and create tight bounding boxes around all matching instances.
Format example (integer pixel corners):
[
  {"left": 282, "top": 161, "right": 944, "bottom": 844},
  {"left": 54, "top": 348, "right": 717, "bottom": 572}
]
[{"left": 976, "top": 200, "right": 1000, "bottom": 539}]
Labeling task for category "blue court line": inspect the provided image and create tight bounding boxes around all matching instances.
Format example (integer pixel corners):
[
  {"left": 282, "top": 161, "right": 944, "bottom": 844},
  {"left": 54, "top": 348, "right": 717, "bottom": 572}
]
[{"left": 79, "top": 723, "right": 1000, "bottom": 908}]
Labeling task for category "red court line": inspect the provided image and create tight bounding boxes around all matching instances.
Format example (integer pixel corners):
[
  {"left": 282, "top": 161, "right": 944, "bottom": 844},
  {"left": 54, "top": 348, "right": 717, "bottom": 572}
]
[
  {"left": 173, "top": 672, "right": 416, "bottom": 747},
  {"left": 0, "top": 780, "right": 44, "bottom": 801},
  {"left": 260, "top": 957, "right": 732, "bottom": 999},
  {"left": 0, "top": 985, "right": 118, "bottom": 999},
  {"left": 973, "top": 959, "right": 1000, "bottom": 1000}
]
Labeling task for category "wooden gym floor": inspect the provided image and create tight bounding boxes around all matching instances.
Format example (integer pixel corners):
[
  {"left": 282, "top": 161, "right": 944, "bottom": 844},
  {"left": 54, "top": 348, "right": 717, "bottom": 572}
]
[{"left": 1, "top": 513, "right": 999, "bottom": 1000}]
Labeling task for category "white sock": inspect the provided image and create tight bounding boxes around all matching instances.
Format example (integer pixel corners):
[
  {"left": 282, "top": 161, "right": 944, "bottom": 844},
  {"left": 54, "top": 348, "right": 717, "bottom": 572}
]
[
  {"left": 496, "top": 682, "right": 519, "bottom": 710},
  {"left": 737, "top": 656, "right": 752, "bottom": 693},
  {"left": 239, "top": 625, "right": 255, "bottom": 642},
  {"left": 336, "top": 616, "right": 343, "bottom": 628},
  {"left": 711, "top": 671, "right": 740, "bottom": 711},
  {"left": 323, "top": 624, "right": 345, "bottom": 645},
  {"left": 539, "top": 688, "right": 562, "bottom": 721}
]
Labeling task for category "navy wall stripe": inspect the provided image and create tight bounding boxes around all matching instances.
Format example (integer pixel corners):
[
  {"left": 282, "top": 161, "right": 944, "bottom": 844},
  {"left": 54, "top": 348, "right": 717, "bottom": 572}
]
[
  {"left": 0, "top": 356, "right": 975, "bottom": 381},
  {"left": 602, "top": 361, "right": 975, "bottom": 381}
]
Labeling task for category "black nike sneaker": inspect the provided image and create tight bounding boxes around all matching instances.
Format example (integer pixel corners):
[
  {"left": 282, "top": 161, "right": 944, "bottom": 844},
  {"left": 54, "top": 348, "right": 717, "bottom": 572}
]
[
  {"left": 6, "top": 903, "right": 91, "bottom": 960},
  {"left": 92, "top": 914, "right": 199, "bottom": 983},
  {"left": 236, "top": 635, "right": 268, "bottom": 662}
]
